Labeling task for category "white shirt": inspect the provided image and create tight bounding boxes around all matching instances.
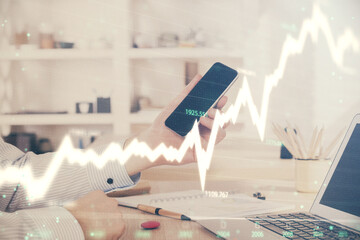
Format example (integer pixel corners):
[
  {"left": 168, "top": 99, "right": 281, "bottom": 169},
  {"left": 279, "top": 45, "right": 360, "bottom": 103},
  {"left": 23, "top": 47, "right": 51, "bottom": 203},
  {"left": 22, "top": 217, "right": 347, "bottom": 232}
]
[{"left": 0, "top": 137, "right": 140, "bottom": 239}]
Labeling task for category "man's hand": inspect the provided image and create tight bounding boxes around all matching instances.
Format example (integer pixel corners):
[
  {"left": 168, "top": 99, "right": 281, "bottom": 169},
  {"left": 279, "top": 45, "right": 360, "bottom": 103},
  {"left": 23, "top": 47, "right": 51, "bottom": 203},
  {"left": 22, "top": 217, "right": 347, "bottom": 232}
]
[
  {"left": 64, "top": 191, "right": 125, "bottom": 240},
  {"left": 124, "top": 74, "right": 230, "bottom": 175}
]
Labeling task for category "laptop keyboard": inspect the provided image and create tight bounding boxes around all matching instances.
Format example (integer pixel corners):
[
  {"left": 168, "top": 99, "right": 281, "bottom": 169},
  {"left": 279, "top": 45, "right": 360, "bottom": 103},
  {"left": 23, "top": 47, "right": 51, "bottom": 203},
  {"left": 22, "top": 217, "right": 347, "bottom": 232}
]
[{"left": 247, "top": 212, "right": 360, "bottom": 239}]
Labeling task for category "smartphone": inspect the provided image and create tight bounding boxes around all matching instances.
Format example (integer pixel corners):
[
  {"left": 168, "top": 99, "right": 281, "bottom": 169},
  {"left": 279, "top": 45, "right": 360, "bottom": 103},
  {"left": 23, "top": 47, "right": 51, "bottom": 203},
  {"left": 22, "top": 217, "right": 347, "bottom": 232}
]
[{"left": 165, "top": 62, "right": 238, "bottom": 136}]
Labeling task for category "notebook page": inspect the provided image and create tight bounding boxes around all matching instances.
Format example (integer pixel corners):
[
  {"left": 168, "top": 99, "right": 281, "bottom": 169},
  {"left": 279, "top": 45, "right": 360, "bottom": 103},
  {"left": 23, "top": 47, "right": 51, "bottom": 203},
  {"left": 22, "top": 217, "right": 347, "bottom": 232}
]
[{"left": 117, "top": 190, "right": 293, "bottom": 220}]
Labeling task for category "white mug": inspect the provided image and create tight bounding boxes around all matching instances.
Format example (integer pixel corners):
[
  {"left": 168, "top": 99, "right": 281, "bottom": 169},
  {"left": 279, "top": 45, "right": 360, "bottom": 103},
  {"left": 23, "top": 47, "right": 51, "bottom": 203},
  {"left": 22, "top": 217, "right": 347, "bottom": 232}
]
[{"left": 295, "top": 158, "right": 331, "bottom": 193}]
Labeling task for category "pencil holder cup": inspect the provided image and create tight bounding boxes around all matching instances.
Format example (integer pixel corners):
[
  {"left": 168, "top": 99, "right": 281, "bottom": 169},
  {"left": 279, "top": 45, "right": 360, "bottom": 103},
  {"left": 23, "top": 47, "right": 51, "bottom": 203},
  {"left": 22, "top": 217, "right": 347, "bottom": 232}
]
[{"left": 295, "top": 158, "right": 330, "bottom": 193}]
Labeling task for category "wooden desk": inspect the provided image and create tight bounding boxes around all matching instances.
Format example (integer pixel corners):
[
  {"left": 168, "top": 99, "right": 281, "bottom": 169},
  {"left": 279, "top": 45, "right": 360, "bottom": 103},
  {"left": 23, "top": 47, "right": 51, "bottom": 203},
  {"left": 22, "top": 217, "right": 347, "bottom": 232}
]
[
  {"left": 118, "top": 179, "right": 317, "bottom": 240},
  {"left": 118, "top": 203, "right": 216, "bottom": 239},
  {"left": 118, "top": 138, "right": 320, "bottom": 239}
]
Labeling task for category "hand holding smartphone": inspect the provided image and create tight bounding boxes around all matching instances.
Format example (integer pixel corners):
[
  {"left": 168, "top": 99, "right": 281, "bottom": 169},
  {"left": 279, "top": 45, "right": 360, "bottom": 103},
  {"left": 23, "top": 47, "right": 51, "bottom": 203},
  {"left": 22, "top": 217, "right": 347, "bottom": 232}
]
[{"left": 165, "top": 62, "right": 238, "bottom": 136}]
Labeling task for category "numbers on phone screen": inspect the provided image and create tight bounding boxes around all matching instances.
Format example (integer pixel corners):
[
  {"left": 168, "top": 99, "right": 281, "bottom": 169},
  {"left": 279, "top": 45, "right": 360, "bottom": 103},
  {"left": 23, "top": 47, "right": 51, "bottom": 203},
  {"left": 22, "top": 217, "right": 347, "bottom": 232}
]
[{"left": 185, "top": 109, "right": 206, "bottom": 117}]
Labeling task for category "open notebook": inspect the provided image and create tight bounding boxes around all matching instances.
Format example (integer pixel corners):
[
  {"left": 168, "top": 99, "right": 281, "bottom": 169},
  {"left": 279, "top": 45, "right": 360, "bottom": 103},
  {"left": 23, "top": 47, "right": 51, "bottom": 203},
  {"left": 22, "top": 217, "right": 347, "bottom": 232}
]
[{"left": 117, "top": 190, "right": 293, "bottom": 220}]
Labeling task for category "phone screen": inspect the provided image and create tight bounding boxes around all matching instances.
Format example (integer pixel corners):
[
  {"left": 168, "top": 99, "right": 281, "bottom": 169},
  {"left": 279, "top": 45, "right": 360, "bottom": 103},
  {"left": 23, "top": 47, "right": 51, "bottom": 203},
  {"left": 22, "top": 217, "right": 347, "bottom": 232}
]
[{"left": 165, "top": 62, "right": 238, "bottom": 136}]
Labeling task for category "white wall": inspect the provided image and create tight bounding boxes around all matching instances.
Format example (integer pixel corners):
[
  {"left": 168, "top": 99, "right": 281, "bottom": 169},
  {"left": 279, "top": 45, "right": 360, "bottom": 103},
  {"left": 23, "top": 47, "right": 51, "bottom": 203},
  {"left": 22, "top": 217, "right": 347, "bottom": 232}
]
[
  {"left": 130, "top": 0, "right": 322, "bottom": 142},
  {"left": 4, "top": 0, "right": 122, "bottom": 143},
  {"left": 7, "top": 0, "right": 120, "bottom": 113},
  {"left": 312, "top": 1, "right": 360, "bottom": 141},
  {"left": 3, "top": 0, "right": 360, "bottom": 150}
]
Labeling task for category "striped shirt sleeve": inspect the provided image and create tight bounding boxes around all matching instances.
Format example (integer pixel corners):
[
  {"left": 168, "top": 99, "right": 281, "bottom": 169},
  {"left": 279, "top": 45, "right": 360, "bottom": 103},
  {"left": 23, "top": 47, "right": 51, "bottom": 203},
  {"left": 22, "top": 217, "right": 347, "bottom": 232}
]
[
  {"left": 0, "top": 206, "right": 84, "bottom": 240},
  {"left": 0, "top": 136, "right": 140, "bottom": 239}
]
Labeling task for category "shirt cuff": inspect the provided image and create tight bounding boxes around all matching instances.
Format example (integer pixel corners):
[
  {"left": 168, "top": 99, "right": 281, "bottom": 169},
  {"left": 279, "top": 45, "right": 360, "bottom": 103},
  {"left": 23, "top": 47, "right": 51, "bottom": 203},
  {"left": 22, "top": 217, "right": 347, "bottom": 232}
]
[
  {"left": 86, "top": 137, "right": 141, "bottom": 192},
  {"left": 24, "top": 206, "right": 84, "bottom": 239},
  {"left": 87, "top": 159, "right": 140, "bottom": 192}
]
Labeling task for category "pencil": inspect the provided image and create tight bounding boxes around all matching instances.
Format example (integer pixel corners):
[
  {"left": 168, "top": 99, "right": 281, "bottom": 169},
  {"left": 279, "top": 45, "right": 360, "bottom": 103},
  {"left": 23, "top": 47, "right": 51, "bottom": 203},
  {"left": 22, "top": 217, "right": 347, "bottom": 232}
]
[
  {"left": 310, "top": 127, "right": 324, "bottom": 158},
  {"left": 272, "top": 126, "right": 295, "bottom": 156},
  {"left": 285, "top": 127, "right": 301, "bottom": 158},
  {"left": 288, "top": 128, "right": 306, "bottom": 159},
  {"left": 275, "top": 123, "right": 293, "bottom": 148},
  {"left": 284, "top": 122, "right": 302, "bottom": 158},
  {"left": 308, "top": 126, "right": 318, "bottom": 158},
  {"left": 294, "top": 124, "right": 308, "bottom": 158},
  {"left": 272, "top": 123, "right": 296, "bottom": 156},
  {"left": 137, "top": 204, "right": 191, "bottom": 221}
]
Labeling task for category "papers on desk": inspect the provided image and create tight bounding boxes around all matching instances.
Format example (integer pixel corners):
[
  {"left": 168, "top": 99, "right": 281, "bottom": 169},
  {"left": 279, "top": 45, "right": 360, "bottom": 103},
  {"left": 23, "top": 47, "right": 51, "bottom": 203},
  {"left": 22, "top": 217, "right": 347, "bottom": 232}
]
[{"left": 117, "top": 190, "right": 294, "bottom": 220}]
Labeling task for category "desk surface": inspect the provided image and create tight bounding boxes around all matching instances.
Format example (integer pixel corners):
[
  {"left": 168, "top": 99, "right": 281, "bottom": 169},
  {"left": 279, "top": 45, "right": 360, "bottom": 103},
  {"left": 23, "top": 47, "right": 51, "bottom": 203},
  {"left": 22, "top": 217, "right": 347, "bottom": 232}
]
[
  {"left": 118, "top": 179, "right": 317, "bottom": 240},
  {"left": 118, "top": 138, "right": 321, "bottom": 239}
]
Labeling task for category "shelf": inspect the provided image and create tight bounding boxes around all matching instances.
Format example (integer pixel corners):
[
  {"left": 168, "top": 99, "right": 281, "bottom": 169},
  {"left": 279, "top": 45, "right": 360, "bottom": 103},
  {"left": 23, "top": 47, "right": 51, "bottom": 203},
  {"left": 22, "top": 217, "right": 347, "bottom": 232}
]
[
  {"left": 0, "top": 114, "right": 114, "bottom": 125},
  {"left": 0, "top": 48, "right": 242, "bottom": 60},
  {"left": 0, "top": 110, "right": 161, "bottom": 126},
  {"left": 128, "top": 48, "right": 242, "bottom": 59},
  {"left": 130, "top": 109, "right": 161, "bottom": 124},
  {"left": 0, "top": 49, "right": 114, "bottom": 60}
]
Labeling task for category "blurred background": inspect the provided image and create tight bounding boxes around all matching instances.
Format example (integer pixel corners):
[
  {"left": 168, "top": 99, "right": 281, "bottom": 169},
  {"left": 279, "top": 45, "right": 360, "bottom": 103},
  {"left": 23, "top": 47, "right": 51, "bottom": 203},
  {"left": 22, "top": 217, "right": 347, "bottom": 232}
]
[{"left": 0, "top": 0, "right": 359, "bottom": 178}]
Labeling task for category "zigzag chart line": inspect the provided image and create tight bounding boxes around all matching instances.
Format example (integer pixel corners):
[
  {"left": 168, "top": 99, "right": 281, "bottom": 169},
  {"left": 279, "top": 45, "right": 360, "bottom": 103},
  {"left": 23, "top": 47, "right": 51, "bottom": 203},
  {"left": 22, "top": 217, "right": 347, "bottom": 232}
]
[{"left": 0, "top": 5, "right": 359, "bottom": 199}]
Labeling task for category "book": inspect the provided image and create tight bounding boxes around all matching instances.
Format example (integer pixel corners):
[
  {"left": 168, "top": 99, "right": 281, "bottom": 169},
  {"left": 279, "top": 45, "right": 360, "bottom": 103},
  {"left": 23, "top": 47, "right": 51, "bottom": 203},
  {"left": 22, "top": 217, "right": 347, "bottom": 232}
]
[{"left": 117, "top": 190, "right": 293, "bottom": 220}]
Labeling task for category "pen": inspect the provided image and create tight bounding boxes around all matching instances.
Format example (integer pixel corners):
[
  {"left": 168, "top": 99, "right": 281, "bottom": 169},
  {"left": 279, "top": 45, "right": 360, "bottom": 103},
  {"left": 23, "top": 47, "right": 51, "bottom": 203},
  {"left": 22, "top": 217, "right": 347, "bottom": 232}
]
[{"left": 137, "top": 204, "right": 191, "bottom": 221}]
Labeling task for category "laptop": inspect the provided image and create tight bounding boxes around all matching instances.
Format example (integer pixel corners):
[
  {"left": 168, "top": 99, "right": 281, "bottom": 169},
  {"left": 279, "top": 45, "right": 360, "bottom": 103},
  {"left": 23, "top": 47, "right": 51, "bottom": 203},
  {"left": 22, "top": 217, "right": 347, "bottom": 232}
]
[{"left": 198, "top": 114, "right": 360, "bottom": 239}]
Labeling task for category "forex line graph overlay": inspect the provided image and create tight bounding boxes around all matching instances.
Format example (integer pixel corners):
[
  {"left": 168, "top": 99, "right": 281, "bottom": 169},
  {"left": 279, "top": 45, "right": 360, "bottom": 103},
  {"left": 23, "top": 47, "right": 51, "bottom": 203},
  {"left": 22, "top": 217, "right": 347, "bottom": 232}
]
[{"left": 0, "top": 5, "right": 359, "bottom": 199}]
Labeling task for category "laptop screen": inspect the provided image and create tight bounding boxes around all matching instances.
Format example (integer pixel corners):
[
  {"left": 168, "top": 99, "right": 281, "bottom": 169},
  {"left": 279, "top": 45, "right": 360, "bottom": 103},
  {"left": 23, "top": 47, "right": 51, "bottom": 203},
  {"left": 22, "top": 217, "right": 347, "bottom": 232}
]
[{"left": 319, "top": 123, "right": 360, "bottom": 217}]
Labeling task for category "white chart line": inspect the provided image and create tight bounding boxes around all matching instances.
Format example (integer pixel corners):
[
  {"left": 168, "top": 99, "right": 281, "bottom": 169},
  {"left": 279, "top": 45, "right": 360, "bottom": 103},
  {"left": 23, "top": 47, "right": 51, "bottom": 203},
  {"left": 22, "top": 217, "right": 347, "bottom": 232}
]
[{"left": 0, "top": 5, "right": 358, "bottom": 199}]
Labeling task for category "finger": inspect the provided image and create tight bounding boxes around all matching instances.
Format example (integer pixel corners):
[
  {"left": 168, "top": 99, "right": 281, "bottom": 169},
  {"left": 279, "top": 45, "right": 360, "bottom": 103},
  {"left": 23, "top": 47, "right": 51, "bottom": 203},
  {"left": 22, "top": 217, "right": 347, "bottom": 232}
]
[
  {"left": 199, "top": 125, "right": 226, "bottom": 144},
  {"left": 199, "top": 126, "right": 211, "bottom": 142},
  {"left": 215, "top": 96, "right": 228, "bottom": 110},
  {"left": 206, "top": 108, "right": 231, "bottom": 129},
  {"left": 206, "top": 108, "right": 218, "bottom": 119},
  {"left": 200, "top": 116, "right": 225, "bottom": 132},
  {"left": 199, "top": 116, "right": 214, "bottom": 130},
  {"left": 207, "top": 108, "right": 226, "bottom": 120}
]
